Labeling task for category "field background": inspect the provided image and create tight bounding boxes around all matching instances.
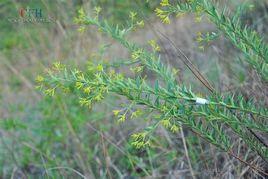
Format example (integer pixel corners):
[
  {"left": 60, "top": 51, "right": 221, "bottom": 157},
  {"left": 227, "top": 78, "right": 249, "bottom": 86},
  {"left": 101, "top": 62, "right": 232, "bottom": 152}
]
[{"left": 0, "top": 0, "right": 267, "bottom": 178}]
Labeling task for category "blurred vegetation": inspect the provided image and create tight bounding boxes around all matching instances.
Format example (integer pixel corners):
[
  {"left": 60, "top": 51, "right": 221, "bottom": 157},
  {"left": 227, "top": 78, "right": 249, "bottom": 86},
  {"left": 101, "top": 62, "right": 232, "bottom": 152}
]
[
  {"left": 0, "top": 0, "right": 162, "bottom": 178},
  {"left": 0, "top": 0, "right": 267, "bottom": 178}
]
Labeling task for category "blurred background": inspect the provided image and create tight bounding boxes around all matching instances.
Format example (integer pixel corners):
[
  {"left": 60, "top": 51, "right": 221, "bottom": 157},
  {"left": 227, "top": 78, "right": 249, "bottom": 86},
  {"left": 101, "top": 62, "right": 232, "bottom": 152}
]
[{"left": 0, "top": 0, "right": 267, "bottom": 178}]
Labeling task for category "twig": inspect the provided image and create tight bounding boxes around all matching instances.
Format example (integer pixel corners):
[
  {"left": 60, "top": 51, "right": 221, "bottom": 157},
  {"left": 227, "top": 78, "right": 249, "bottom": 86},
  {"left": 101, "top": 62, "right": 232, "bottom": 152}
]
[{"left": 180, "top": 126, "right": 196, "bottom": 179}]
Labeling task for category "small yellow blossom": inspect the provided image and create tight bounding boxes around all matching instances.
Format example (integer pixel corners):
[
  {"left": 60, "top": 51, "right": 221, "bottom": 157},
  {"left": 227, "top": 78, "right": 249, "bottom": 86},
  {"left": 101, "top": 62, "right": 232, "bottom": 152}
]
[
  {"left": 44, "top": 88, "right": 55, "bottom": 96},
  {"left": 53, "top": 61, "right": 65, "bottom": 71},
  {"left": 172, "top": 68, "right": 179, "bottom": 75},
  {"left": 79, "top": 97, "right": 91, "bottom": 107},
  {"left": 75, "top": 81, "right": 83, "bottom": 89},
  {"left": 196, "top": 5, "right": 203, "bottom": 14},
  {"left": 130, "top": 109, "right": 143, "bottom": 119},
  {"left": 94, "top": 94, "right": 103, "bottom": 101},
  {"left": 155, "top": 8, "right": 171, "bottom": 24},
  {"left": 136, "top": 20, "right": 144, "bottom": 28},
  {"left": 148, "top": 39, "right": 161, "bottom": 52},
  {"left": 160, "top": 0, "right": 169, "bottom": 7},
  {"left": 196, "top": 32, "right": 203, "bottom": 42},
  {"left": 131, "top": 140, "right": 150, "bottom": 149},
  {"left": 36, "top": 75, "right": 44, "bottom": 83},
  {"left": 78, "top": 26, "right": 86, "bottom": 33},
  {"left": 161, "top": 119, "right": 171, "bottom": 128},
  {"left": 78, "top": 8, "right": 85, "bottom": 17},
  {"left": 131, "top": 66, "right": 144, "bottom": 74},
  {"left": 83, "top": 87, "right": 91, "bottom": 94},
  {"left": 129, "top": 11, "right": 137, "bottom": 21},
  {"left": 131, "top": 49, "right": 143, "bottom": 60},
  {"left": 74, "top": 8, "right": 86, "bottom": 24},
  {"left": 160, "top": 105, "right": 168, "bottom": 112},
  {"left": 155, "top": 8, "right": 164, "bottom": 16},
  {"left": 94, "top": 6, "right": 102, "bottom": 16},
  {"left": 131, "top": 132, "right": 150, "bottom": 149},
  {"left": 35, "top": 85, "right": 42, "bottom": 90},
  {"left": 118, "top": 114, "right": 126, "bottom": 123},
  {"left": 96, "top": 64, "right": 103, "bottom": 72},
  {"left": 163, "top": 16, "right": 170, "bottom": 24},
  {"left": 113, "top": 110, "right": 121, "bottom": 116},
  {"left": 77, "top": 73, "right": 85, "bottom": 81},
  {"left": 131, "top": 132, "right": 146, "bottom": 140},
  {"left": 170, "top": 124, "right": 179, "bottom": 133}
]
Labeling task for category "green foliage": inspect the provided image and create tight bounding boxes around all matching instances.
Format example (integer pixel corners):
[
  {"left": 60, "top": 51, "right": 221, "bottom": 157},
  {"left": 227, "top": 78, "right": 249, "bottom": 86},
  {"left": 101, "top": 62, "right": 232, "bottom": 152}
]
[
  {"left": 0, "top": 118, "right": 27, "bottom": 130},
  {"left": 2, "top": 0, "right": 267, "bottom": 177},
  {"left": 91, "top": 0, "right": 158, "bottom": 24},
  {"left": 158, "top": 0, "right": 268, "bottom": 81},
  {"left": 38, "top": 1, "right": 268, "bottom": 176}
]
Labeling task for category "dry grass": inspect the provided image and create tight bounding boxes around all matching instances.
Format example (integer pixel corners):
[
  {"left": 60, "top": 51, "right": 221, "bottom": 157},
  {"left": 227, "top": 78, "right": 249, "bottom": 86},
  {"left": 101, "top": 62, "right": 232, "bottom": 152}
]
[{"left": 0, "top": 0, "right": 267, "bottom": 178}]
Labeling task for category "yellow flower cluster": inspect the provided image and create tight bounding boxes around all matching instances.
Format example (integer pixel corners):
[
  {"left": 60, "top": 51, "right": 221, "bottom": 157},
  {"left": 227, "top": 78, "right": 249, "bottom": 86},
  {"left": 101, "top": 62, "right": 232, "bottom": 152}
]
[
  {"left": 113, "top": 108, "right": 143, "bottom": 123},
  {"left": 118, "top": 114, "right": 126, "bottom": 123},
  {"left": 35, "top": 75, "right": 44, "bottom": 83},
  {"left": 77, "top": 72, "right": 85, "bottom": 81},
  {"left": 196, "top": 32, "right": 203, "bottom": 43},
  {"left": 131, "top": 49, "right": 143, "bottom": 60},
  {"left": 170, "top": 124, "right": 179, "bottom": 133},
  {"left": 129, "top": 11, "right": 145, "bottom": 28},
  {"left": 112, "top": 109, "right": 127, "bottom": 123},
  {"left": 148, "top": 39, "right": 161, "bottom": 52},
  {"left": 131, "top": 132, "right": 150, "bottom": 149},
  {"left": 94, "top": 6, "right": 102, "bottom": 17},
  {"left": 130, "top": 109, "right": 143, "bottom": 119},
  {"left": 155, "top": 0, "right": 172, "bottom": 24},
  {"left": 78, "top": 26, "right": 86, "bottom": 33},
  {"left": 52, "top": 61, "right": 65, "bottom": 71},
  {"left": 130, "top": 65, "right": 144, "bottom": 74},
  {"left": 131, "top": 132, "right": 146, "bottom": 140},
  {"left": 136, "top": 20, "right": 145, "bottom": 28},
  {"left": 79, "top": 97, "right": 91, "bottom": 107},
  {"left": 96, "top": 64, "right": 103, "bottom": 72},
  {"left": 160, "top": 0, "right": 170, "bottom": 7},
  {"left": 161, "top": 118, "right": 180, "bottom": 133},
  {"left": 94, "top": 93, "right": 104, "bottom": 101},
  {"left": 172, "top": 68, "right": 179, "bottom": 76},
  {"left": 74, "top": 8, "right": 86, "bottom": 24},
  {"left": 131, "top": 140, "right": 150, "bottom": 149},
  {"left": 196, "top": 31, "right": 205, "bottom": 50},
  {"left": 195, "top": 5, "right": 204, "bottom": 23},
  {"left": 161, "top": 119, "right": 171, "bottom": 128},
  {"left": 83, "top": 87, "right": 91, "bottom": 94},
  {"left": 113, "top": 110, "right": 121, "bottom": 116},
  {"left": 129, "top": 11, "right": 137, "bottom": 21},
  {"left": 78, "top": 83, "right": 106, "bottom": 108},
  {"left": 44, "top": 88, "right": 55, "bottom": 97},
  {"left": 75, "top": 81, "right": 83, "bottom": 89},
  {"left": 160, "top": 105, "right": 168, "bottom": 113},
  {"left": 155, "top": 8, "right": 170, "bottom": 24}
]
